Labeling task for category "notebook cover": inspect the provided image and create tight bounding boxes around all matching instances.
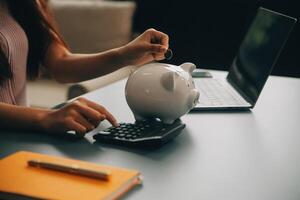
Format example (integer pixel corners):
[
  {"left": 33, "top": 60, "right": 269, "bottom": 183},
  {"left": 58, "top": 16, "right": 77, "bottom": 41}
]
[{"left": 0, "top": 151, "right": 141, "bottom": 200}]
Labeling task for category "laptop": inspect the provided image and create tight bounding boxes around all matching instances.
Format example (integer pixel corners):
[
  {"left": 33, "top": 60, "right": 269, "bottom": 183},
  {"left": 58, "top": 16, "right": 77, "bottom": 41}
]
[{"left": 193, "top": 7, "right": 297, "bottom": 111}]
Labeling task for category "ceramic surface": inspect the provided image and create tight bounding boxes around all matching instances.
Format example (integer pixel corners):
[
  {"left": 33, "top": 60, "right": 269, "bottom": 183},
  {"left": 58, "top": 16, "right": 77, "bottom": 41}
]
[{"left": 125, "top": 62, "right": 200, "bottom": 124}]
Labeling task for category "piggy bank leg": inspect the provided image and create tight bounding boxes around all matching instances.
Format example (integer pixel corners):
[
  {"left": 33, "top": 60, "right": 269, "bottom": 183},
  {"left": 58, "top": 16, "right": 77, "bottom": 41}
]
[{"left": 161, "top": 118, "right": 176, "bottom": 124}]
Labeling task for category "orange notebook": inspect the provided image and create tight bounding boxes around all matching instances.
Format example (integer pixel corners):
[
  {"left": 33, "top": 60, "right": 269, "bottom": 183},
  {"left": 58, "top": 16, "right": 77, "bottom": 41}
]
[{"left": 0, "top": 151, "right": 142, "bottom": 200}]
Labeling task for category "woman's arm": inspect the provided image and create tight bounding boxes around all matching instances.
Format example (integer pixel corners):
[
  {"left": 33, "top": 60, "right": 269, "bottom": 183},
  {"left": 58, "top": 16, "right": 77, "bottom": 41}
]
[
  {"left": 0, "top": 28, "right": 168, "bottom": 135},
  {"left": 44, "top": 28, "right": 169, "bottom": 83},
  {"left": 0, "top": 98, "right": 118, "bottom": 135},
  {"left": 0, "top": 103, "right": 45, "bottom": 132}
]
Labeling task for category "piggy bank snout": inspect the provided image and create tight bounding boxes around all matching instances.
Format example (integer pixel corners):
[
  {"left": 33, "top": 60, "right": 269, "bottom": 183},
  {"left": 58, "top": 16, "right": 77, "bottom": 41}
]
[
  {"left": 188, "top": 89, "right": 200, "bottom": 108},
  {"left": 192, "top": 89, "right": 200, "bottom": 104}
]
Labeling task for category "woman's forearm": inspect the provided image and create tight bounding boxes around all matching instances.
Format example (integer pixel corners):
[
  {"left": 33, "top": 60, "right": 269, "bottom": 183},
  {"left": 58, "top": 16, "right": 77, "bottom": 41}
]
[
  {"left": 0, "top": 98, "right": 118, "bottom": 135},
  {"left": 45, "top": 44, "right": 126, "bottom": 83},
  {"left": 0, "top": 103, "right": 47, "bottom": 132},
  {"left": 44, "top": 29, "right": 170, "bottom": 84}
]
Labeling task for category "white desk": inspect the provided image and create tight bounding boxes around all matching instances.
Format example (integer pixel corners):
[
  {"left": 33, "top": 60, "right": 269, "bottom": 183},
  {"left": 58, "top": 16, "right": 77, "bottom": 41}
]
[{"left": 1, "top": 71, "right": 300, "bottom": 200}]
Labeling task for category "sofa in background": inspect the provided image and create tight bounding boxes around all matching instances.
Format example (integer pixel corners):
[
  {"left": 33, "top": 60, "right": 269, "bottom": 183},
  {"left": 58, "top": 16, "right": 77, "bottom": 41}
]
[{"left": 49, "top": 0, "right": 136, "bottom": 53}]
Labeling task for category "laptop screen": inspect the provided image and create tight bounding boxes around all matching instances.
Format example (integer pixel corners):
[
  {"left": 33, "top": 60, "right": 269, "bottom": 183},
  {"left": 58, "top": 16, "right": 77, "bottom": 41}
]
[{"left": 227, "top": 7, "right": 296, "bottom": 106}]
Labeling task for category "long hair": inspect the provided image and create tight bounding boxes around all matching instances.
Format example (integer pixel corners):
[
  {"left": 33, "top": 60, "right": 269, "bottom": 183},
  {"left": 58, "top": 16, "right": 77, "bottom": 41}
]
[{"left": 0, "top": 0, "right": 67, "bottom": 84}]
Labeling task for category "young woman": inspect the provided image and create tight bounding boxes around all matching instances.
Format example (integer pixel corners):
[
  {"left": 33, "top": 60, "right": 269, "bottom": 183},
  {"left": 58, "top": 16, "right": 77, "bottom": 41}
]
[{"left": 0, "top": 0, "right": 169, "bottom": 136}]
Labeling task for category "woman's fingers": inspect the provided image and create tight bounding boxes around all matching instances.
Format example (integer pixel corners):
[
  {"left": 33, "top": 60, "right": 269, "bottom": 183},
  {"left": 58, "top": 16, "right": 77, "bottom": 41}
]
[
  {"left": 66, "top": 118, "right": 87, "bottom": 136},
  {"left": 43, "top": 98, "right": 116, "bottom": 136},
  {"left": 140, "top": 43, "right": 167, "bottom": 61},
  {"left": 74, "top": 98, "right": 118, "bottom": 127},
  {"left": 153, "top": 31, "right": 169, "bottom": 48},
  {"left": 74, "top": 112, "right": 95, "bottom": 132},
  {"left": 148, "top": 45, "right": 167, "bottom": 61},
  {"left": 83, "top": 99, "right": 119, "bottom": 127},
  {"left": 90, "top": 104, "right": 119, "bottom": 127},
  {"left": 160, "top": 32, "right": 169, "bottom": 47},
  {"left": 147, "top": 28, "right": 169, "bottom": 48},
  {"left": 146, "top": 44, "right": 167, "bottom": 53},
  {"left": 121, "top": 28, "right": 170, "bottom": 66},
  {"left": 144, "top": 29, "right": 170, "bottom": 61},
  {"left": 154, "top": 53, "right": 166, "bottom": 61},
  {"left": 73, "top": 100, "right": 105, "bottom": 123}
]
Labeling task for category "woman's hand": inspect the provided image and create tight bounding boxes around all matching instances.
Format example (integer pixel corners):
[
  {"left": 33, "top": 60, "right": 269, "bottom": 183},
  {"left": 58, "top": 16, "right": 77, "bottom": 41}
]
[
  {"left": 39, "top": 98, "right": 118, "bottom": 136},
  {"left": 120, "top": 28, "right": 169, "bottom": 66}
]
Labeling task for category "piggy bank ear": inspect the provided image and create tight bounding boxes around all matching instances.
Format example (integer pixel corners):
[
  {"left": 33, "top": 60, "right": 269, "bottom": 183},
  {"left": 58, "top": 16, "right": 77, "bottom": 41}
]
[
  {"left": 161, "top": 71, "right": 176, "bottom": 91},
  {"left": 180, "top": 62, "right": 196, "bottom": 74}
]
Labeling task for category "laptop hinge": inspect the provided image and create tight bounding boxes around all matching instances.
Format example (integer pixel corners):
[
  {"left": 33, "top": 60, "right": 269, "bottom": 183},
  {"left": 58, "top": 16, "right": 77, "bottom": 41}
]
[{"left": 226, "top": 76, "right": 255, "bottom": 107}]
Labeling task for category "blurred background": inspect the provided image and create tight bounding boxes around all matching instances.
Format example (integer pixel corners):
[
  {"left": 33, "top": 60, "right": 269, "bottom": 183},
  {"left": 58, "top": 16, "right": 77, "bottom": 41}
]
[
  {"left": 29, "top": 0, "right": 299, "bottom": 108},
  {"left": 131, "top": 0, "right": 299, "bottom": 78}
]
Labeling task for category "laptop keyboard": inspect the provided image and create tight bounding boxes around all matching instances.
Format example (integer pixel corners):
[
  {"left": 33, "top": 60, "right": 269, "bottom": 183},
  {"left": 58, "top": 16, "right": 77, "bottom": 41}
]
[{"left": 195, "top": 78, "right": 249, "bottom": 106}]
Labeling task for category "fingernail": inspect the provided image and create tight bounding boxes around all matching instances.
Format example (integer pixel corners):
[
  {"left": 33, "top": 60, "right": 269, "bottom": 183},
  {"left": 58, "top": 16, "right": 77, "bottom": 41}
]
[{"left": 160, "top": 46, "right": 167, "bottom": 51}]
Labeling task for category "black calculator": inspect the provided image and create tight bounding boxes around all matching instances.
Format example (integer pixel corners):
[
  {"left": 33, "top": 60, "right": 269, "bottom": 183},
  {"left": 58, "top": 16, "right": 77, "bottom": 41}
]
[{"left": 93, "top": 119, "right": 186, "bottom": 148}]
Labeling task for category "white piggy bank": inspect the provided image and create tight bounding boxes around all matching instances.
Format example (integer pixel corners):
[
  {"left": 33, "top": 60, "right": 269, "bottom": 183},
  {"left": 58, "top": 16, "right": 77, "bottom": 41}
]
[{"left": 125, "top": 62, "right": 200, "bottom": 124}]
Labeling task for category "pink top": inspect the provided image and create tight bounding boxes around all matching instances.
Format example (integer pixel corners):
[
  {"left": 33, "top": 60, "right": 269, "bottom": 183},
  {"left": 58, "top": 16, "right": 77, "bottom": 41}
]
[{"left": 0, "top": 2, "right": 29, "bottom": 106}]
